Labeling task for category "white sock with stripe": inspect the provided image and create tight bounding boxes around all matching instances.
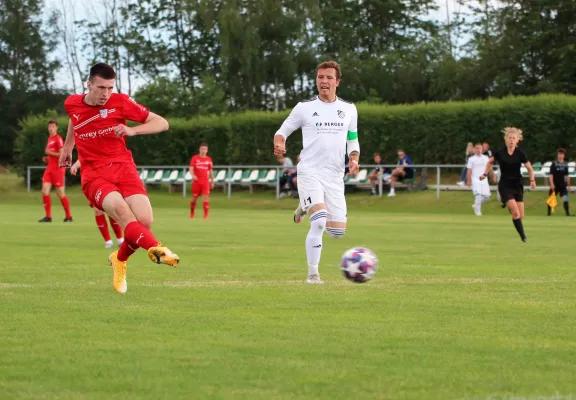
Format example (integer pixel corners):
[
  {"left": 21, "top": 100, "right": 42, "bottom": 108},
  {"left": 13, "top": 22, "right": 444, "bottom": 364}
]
[{"left": 306, "top": 210, "right": 326, "bottom": 274}]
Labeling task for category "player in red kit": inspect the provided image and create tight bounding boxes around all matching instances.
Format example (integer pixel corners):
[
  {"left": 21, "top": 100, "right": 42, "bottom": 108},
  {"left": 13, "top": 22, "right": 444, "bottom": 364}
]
[
  {"left": 59, "top": 63, "right": 179, "bottom": 294},
  {"left": 70, "top": 159, "right": 124, "bottom": 248},
  {"left": 39, "top": 120, "right": 73, "bottom": 223},
  {"left": 189, "top": 143, "right": 215, "bottom": 219}
]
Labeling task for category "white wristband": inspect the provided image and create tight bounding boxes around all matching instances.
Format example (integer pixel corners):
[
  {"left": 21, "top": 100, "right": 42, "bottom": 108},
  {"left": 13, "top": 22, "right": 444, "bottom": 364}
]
[{"left": 350, "top": 160, "right": 358, "bottom": 166}]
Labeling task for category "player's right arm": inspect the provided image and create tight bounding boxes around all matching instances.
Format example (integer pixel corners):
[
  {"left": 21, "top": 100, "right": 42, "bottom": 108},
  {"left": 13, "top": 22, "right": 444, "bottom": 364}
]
[
  {"left": 466, "top": 158, "right": 472, "bottom": 186},
  {"left": 274, "top": 103, "right": 303, "bottom": 157},
  {"left": 59, "top": 119, "right": 75, "bottom": 167},
  {"left": 189, "top": 157, "right": 196, "bottom": 181},
  {"left": 549, "top": 164, "right": 555, "bottom": 191},
  {"left": 480, "top": 157, "right": 495, "bottom": 180}
]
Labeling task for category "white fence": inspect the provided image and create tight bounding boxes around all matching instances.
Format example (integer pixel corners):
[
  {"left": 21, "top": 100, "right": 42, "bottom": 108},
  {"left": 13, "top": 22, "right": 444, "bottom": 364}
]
[{"left": 27, "top": 163, "right": 559, "bottom": 200}]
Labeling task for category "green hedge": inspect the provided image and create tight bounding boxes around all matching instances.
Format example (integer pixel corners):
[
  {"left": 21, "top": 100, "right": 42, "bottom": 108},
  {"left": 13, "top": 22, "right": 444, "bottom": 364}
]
[{"left": 16, "top": 94, "right": 576, "bottom": 185}]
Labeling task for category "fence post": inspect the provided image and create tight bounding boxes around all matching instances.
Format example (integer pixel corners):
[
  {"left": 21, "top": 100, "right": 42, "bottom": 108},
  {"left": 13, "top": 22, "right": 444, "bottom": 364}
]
[
  {"left": 276, "top": 167, "right": 280, "bottom": 200},
  {"left": 27, "top": 167, "right": 31, "bottom": 192},
  {"left": 182, "top": 167, "right": 186, "bottom": 198},
  {"left": 227, "top": 167, "right": 232, "bottom": 199},
  {"left": 378, "top": 170, "right": 383, "bottom": 198},
  {"left": 436, "top": 166, "right": 440, "bottom": 200}
]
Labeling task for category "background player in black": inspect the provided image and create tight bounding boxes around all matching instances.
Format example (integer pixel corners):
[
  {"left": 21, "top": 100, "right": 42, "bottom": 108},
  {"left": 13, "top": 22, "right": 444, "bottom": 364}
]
[
  {"left": 548, "top": 148, "right": 571, "bottom": 216},
  {"left": 481, "top": 127, "right": 536, "bottom": 242}
]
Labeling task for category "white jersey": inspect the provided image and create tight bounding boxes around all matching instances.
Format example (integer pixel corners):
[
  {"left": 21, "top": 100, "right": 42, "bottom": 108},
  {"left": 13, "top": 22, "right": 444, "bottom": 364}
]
[
  {"left": 467, "top": 154, "right": 491, "bottom": 196},
  {"left": 467, "top": 154, "right": 489, "bottom": 179},
  {"left": 275, "top": 96, "right": 358, "bottom": 178}
]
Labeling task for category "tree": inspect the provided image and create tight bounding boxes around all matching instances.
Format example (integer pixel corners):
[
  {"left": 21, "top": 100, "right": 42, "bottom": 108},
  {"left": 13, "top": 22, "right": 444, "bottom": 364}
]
[{"left": 0, "top": 0, "right": 61, "bottom": 161}]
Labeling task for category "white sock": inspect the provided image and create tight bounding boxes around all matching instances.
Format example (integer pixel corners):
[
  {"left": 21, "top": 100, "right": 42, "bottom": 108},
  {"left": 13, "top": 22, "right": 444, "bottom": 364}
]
[
  {"left": 306, "top": 210, "right": 326, "bottom": 272},
  {"left": 390, "top": 188, "right": 395, "bottom": 194},
  {"left": 308, "top": 264, "right": 319, "bottom": 276},
  {"left": 117, "top": 237, "right": 124, "bottom": 245},
  {"left": 474, "top": 195, "right": 483, "bottom": 209}
]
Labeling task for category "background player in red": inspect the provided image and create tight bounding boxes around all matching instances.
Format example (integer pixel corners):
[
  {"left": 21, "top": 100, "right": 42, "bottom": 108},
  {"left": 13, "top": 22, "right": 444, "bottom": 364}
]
[
  {"left": 39, "top": 120, "right": 73, "bottom": 223},
  {"left": 189, "top": 142, "right": 215, "bottom": 219},
  {"left": 59, "top": 63, "right": 179, "bottom": 294},
  {"left": 70, "top": 159, "right": 124, "bottom": 248}
]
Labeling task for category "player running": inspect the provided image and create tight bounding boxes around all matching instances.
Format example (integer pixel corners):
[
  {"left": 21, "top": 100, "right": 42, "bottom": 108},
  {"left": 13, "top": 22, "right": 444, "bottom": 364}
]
[
  {"left": 480, "top": 127, "right": 536, "bottom": 242},
  {"left": 273, "top": 60, "right": 360, "bottom": 284},
  {"left": 70, "top": 159, "right": 124, "bottom": 248},
  {"left": 39, "top": 120, "right": 73, "bottom": 223},
  {"left": 189, "top": 143, "right": 214, "bottom": 219},
  {"left": 60, "top": 63, "right": 179, "bottom": 294},
  {"left": 466, "top": 143, "right": 496, "bottom": 216},
  {"left": 548, "top": 148, "right": 571, "bottom": 216}
]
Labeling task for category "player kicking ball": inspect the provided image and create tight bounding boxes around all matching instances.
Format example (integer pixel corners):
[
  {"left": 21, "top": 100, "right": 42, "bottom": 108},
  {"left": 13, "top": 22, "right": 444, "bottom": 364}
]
[
  {"left": 39, "top": 120, "right": 73, "bottom": 223},
  {"left": 189, "top": 142, "right": 215, "bottom": 219},
  {"left": 70, "top": 160, "right": 124, "bottom": 248},
  {"left": 480, "top": 127, "right": 536, "bottom": 242},
  {"left": 273, "top": 61, "right": 360, "bottom": 284},
  {"left": 60, "top": 63, "right": 179, "bottom": 294},
  {"left": 466, "top": 143, "right": 496, "bottom": 216}
]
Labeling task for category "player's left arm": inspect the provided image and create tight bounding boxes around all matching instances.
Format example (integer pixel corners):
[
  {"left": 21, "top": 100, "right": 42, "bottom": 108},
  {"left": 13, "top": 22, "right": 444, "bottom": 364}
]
[
  {"left": 115, "top": 112, "right": 169, "bottom": 137},
  {"left": 524, "top": 161, "right": 536, "bottom": 188},
  {"left": 346, "top": 106, "right": 360, "bottom": 177},
  {"left": 210, "top": 165, "right": 215, "bottom": 189}
]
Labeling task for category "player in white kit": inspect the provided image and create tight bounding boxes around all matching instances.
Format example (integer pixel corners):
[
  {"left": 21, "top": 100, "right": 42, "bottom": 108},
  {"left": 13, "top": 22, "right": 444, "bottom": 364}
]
[
  {"left": 273, "top": 61, "right": 360, "bottom": 284},
  {"left": 466, "top": 143, "right": 496, "bottom": 216}
]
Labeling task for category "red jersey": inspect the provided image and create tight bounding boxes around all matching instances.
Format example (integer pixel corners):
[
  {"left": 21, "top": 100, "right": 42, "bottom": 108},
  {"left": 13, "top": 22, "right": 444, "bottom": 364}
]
[
  {"left": 189, "top": 155, "right": 213, "bottom": 181},
  {"left": 63, "top": 93, "right": 150, "bottom": 171},
  {"left": 45, "top": 134, "right": 64, "bottom": 169}
]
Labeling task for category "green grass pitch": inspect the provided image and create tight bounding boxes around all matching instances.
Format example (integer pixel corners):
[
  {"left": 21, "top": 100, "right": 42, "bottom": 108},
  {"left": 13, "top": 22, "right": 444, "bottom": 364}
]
[{"left": 1, "top": 176, "right": 575, "bottom": 399}]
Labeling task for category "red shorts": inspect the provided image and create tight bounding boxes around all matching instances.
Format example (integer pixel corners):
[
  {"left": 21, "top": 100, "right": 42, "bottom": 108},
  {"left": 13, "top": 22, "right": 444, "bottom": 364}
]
[
  {"left": 42, "top": 168, "right": 66, "bottom": 187},
  {"left": 192, "top": 180, "right": 211, "bottom": 196},
  {"left": 81, "top": 162, "right": 147, "bottom": 210}
]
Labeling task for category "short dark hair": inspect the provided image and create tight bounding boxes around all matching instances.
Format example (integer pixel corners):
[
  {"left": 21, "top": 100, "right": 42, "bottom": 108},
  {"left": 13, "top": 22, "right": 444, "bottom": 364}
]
[
  {"left": 47, "top": 120, "right": 58, "bottom": 126},
  {"left": 558, "top": 148, "right": 567, "bottom": 155},
  {"left": 89, "top": 63, "right": 116, "bottom": 82},
  {"left": 199, "top": 142, "right": 208, "bottom": 147},
  {"left": 483, "top": 141, "right": 489, "bottom": 145},
  {"left": 397, "top": 149, "right": 405, "bottom": 153},
  {"left": 316, "top": 61, "right": 342, "bottom": 80},
  {"left": 373, "top": 152, "right": 381, "bottom": 157}
]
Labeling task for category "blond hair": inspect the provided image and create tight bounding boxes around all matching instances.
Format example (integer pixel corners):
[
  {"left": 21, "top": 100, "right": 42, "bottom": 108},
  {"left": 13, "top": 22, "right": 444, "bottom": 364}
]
[{"left": 502, "top": 127, "right": 524, "bottom": 141}]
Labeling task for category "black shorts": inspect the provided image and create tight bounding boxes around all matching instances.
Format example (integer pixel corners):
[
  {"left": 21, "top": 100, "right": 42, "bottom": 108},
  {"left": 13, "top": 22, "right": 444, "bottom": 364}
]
[
  {"left": 550, "top": 186, "right": 568, "bottom": 197},
  {"left": 498, "top": 180, "right": 524, "bottom": 203},
  {"left": 398, "top": 169, "right": 414, "bottom": 181}
]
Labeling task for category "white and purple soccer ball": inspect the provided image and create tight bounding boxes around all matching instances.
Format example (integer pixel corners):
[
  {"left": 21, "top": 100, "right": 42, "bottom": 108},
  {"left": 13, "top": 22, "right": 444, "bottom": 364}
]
[{"left": 340, "top": 247, "right": 378, "bottom": 283}]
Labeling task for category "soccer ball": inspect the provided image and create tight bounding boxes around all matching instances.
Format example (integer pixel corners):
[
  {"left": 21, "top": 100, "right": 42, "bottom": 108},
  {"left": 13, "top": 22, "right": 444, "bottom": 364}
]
[{"left": 340, "top": 247, "right": 378, "bottom": 283}]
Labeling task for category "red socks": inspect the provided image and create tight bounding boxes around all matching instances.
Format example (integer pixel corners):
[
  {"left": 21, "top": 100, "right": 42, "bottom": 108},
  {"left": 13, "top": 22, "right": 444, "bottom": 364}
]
[
  {"left": 95, "top": 214, "right": 111, "bottom": 241},
  {"left": 42, "top": 195, "right": 51, "bottom": 218},
  {"left": 60, "top": 196, "right": 72, "bottom": 219},
  {"left": 117, "top": 241, "right": 136, "bottom": 261},
  {"left": 203, "top": 201, "right": 210, "bottom": 218},
  {"left": 109, "top": 217, "right": 123, "bottom": 239},
  {"left": 190, "top": 200, "right": 196, "bottom": 218},
  {"left": 117, "top": 221, "right": 159, "bottom": 262}
]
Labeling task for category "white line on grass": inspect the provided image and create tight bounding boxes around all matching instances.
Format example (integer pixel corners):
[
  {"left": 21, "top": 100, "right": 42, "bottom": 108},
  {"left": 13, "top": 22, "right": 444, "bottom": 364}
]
[{"left": 0, "top": 277, "right": 571, "bottom": 289}]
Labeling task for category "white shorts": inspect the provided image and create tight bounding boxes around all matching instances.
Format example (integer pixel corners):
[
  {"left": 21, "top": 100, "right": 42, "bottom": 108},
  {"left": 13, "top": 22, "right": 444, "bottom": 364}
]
[
  {"left": 297, "top": 174, "right": 347, "bottom": 222},
  {"left": 472, "top": 178, "right": 491, "bottom": 197}
]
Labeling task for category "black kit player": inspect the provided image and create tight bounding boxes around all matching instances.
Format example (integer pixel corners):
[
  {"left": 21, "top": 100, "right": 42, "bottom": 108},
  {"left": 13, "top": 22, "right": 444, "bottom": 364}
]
[
  {"left": 481, "top": 127, "right": 536, "bottom": 242},
  {"left": 548, "top": 148, "right": 571, "bottom": 216}
]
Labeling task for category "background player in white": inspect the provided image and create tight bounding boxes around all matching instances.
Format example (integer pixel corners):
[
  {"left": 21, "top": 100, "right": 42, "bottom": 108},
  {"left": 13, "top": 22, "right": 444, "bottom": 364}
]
[
  {"left": 273, "top": 61, "right": 360, "bottom": 284},
  {"left": 466, "top": 143, "right": 496, "bottom": 216}
]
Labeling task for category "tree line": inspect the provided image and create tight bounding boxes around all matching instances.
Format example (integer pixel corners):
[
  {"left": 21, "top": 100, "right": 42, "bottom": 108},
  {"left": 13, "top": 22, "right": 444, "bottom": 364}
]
[{"left": 1, "top": 0, "right": 575, "bottom": 162}]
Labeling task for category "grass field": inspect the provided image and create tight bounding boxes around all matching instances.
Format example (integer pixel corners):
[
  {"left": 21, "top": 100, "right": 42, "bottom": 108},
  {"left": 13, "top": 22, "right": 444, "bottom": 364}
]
[{"left": 1, "top": 174, "right": 576, "bottom": 399}]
